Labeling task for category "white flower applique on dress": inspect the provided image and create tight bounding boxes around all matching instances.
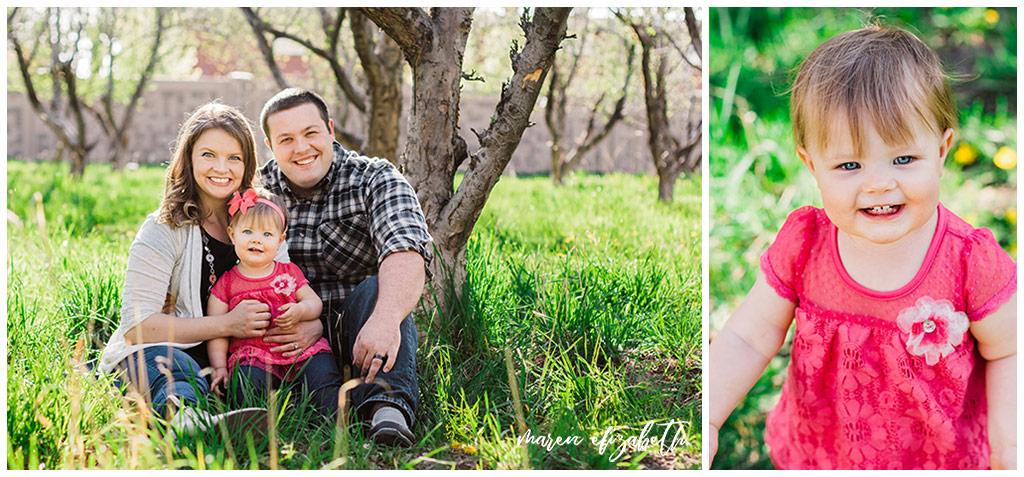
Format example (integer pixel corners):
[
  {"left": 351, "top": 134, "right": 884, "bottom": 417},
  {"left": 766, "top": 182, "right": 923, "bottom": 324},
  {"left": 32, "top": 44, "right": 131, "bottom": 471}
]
[
  {"left": 270, "top": 274, "right": 297, "bottom": 296},
  {"left": 896, "top": 297, "right": 970, "bottom": 366}
]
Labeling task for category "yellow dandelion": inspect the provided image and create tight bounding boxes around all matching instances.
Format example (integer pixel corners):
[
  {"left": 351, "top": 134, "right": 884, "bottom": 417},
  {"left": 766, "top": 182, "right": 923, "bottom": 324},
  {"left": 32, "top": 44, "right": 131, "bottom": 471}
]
[
  {"left": 985, "top": 9, "right": 999, "bottom": 25},
  {"left": 451, "top": 441, "right": 463, "bottom": 451},
  {"left": 463, "top": 445, "right": 478, "bottom": 455},
  {"left": 1006, "top": 207, "right": 1017, "bottom": 226},
  {"left": 953, "top": 143, "right": 977, "bottom": 165},
  {"left": 993, "top": 146, "right": 1016, "bottom": 170}
]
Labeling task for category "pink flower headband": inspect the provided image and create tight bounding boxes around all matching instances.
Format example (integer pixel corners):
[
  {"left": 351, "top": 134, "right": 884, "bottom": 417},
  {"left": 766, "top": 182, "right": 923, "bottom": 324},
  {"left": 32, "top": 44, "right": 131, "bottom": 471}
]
[{"left": 228, "top": 189, "right": 286, "bottom": 226}]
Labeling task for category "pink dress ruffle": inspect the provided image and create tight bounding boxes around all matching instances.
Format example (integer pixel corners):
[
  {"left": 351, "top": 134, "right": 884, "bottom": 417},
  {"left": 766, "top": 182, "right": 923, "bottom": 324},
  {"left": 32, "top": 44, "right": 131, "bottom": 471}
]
[
  {"left": 212, "top": 261, "right": 331, "bottom": 381},
  {"left": 759, "top": 204, "right": 1015, "bottom": 470}
]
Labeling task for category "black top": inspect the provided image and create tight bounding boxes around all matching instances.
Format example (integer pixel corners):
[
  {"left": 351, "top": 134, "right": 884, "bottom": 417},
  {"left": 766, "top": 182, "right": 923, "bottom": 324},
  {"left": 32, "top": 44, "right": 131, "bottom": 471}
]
[
  {"left": 191, "top": 227, "right": 237, "bottom": 371},
  {"left": 200, "top": 228, "right": 238, "bottom": 314}
]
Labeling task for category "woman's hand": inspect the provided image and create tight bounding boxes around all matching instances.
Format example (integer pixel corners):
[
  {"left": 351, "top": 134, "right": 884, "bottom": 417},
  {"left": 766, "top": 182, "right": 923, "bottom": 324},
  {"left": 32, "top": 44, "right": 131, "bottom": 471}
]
[
  {"left": 224, "top": 299, "right": 272, "bottom": 338},
  {"left": 264, "top": 319, "right": 323, "bottom": 358}
]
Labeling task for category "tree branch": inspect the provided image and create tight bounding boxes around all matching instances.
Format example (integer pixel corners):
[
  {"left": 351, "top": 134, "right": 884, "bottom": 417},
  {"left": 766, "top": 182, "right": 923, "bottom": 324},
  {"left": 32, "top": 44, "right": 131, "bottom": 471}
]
[
  {"left": 360, "top": 7, "right": 435, "bottom": 67},
  {"left": 684, "top": 7, "right": 701, "bottom": 61},
  {"left": 565, "top": 40, "right": 635, "bottom": 169},
  {"left": 442, "top": 7, "right": 571, "bottom": 237},
  {"left": 240, "top": 7, "right": 291, "bottom": 89}
]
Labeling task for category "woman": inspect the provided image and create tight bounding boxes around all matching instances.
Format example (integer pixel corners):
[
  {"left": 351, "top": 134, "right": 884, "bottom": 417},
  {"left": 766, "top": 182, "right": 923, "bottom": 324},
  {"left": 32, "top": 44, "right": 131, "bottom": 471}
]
[{"left": 99, "top": 102, "right": 323, "bottom": 426}]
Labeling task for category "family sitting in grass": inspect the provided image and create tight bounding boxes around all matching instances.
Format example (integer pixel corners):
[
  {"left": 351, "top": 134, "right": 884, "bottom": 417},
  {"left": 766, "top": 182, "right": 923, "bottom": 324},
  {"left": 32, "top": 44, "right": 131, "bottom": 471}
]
[{"left": 100, "top": 88, "right": 433, "bottom": 447}]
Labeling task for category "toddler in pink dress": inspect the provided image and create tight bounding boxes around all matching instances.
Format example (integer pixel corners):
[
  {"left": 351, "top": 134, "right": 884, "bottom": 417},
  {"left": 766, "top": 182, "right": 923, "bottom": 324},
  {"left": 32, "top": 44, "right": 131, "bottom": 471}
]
[
  {"left": 709, "top": 26, "right": 1017, "bottom": 470},
  {"left": 207, "top": 188, "right": 331, "bottom": 390}
]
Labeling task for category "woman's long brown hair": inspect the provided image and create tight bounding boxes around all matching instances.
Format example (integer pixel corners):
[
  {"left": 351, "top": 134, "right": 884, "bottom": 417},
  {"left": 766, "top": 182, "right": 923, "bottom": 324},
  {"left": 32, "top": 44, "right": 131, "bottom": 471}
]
[{"left": 157, "top": 102, "right": 260, "bottom": 228}]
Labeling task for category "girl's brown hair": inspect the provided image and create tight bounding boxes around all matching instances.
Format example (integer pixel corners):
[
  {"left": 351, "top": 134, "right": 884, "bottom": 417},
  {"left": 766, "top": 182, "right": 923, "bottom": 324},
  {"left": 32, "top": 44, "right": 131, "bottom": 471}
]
[
  {"left": 157, "top": 102, "right": 260, "bottom": 228},
  {"left": 790, "top": 25, "right": 957, "bottom": 157}
]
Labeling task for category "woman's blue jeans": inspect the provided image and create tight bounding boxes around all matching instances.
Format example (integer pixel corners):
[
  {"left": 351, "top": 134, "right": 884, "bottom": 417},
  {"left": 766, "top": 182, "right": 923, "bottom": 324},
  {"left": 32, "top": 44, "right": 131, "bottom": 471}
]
[{"left": 119, "top": 345, "right": 211, "bottom": 415}]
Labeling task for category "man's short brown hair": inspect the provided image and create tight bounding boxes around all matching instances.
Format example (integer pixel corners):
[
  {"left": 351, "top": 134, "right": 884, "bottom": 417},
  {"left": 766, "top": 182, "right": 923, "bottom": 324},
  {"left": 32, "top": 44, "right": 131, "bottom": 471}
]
[
  {"left": 259, "top": 88, "right": 332, "bottom": 140},
  {"left": 790, "top": 25, "right": 957, "bottom": 156}
]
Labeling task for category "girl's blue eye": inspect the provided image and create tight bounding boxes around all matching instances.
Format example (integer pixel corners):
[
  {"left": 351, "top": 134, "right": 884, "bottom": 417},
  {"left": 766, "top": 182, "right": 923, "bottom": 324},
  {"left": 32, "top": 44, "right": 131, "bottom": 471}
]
[
  {"left": 264, "top": 231, "right": 272, "bottom": 237},
  {"left": 229, "top": 155, "right": 242, "bottom": 161},
  {"left": 894, "top": 156, "right": 914, "bottom": 165},
  {"left": 838, "top": 162, "right": 860, "bottom": 171},
  {"left": 243, "top": 229, "right": 251, "bottom": 234},
  {"left": 202, "top": 152, "right": 214, "bottom": 157}
]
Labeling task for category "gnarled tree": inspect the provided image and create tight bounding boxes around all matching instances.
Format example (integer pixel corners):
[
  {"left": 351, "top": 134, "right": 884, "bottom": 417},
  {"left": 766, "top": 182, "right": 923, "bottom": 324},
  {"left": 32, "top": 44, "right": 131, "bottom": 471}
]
[
  {"left": 8, "top": 7, "right": 168, "bottom": 175},
  {"left": 241, "top": 7, "right": 403, "bottom": 161},
  {"left": 544, "top": 16, "right": 635, "bottom": 185},
  {"left": 616, "top": 7, "right": 702, "bottom": 204},
  {"left": 361, "top": 7, "right": 571, "bottom": 315}
]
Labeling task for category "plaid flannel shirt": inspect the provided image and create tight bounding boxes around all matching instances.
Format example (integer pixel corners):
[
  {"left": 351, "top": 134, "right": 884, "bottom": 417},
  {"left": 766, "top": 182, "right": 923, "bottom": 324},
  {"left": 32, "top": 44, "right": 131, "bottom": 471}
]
[{"left": 260, "top": 142, "right": 433, "bottom": 320}]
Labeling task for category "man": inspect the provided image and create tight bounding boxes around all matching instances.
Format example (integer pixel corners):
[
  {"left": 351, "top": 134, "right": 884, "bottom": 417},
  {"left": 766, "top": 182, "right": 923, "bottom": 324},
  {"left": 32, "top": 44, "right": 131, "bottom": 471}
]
[{"left": 257, "top": 88, "right": 432, "bottom": 447}]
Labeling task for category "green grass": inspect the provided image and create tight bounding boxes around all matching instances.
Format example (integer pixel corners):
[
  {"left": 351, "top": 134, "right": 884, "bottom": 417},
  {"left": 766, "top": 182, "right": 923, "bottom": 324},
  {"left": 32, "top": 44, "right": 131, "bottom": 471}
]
[{"left": 6, "top": 160, "right": 701, "bottom": 470}]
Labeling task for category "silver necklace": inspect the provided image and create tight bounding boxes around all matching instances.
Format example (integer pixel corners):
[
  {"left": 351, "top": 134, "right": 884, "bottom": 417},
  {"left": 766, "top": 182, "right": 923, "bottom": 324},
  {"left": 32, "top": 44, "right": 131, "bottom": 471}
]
[{"left": 202, "top": 231, "right": 217, "bottom": 294}]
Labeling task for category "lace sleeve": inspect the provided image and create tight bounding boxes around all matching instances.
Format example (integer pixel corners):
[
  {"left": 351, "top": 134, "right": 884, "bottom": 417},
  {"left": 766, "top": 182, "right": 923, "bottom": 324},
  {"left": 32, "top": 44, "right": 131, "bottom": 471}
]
[
  {"left": 759, "top": 206, "right": 818, "bottom": 303},
  {"left": 963, "top": 227, "right": 1016, "bottom": 321}
]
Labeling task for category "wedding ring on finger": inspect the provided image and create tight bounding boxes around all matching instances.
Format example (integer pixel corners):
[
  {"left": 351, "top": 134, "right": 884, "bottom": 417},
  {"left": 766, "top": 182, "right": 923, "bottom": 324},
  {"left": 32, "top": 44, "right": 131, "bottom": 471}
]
[
  {"left": 373, "top": 354, "right": 386, "bottom": 363},
  {"left": 293, "top": 342, "right": 298, "bottom": 350}
]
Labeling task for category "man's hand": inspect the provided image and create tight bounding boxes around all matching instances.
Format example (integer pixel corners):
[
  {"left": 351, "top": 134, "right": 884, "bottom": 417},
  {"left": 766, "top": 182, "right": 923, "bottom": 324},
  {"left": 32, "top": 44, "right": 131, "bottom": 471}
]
[
  {"left": 264, "top": 319, "right": 323, "bottom": 358},
  {"left": 352, "top": 315, "right": 401, "bottom": 383}
]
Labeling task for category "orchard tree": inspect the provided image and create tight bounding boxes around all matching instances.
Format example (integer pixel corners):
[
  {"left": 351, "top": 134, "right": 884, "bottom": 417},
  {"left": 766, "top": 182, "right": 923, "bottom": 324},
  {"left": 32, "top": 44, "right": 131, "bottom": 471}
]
[
  {"left": 361, "top": 7, "right": 571, "bottom": 315},
  {"left": 544, "top": 12, "right": 635, "bottom": 185},
  {"left": 7, "top": 7, "right": 168, "bottom": 175},
  {"left": 241, "top": 7, "right": 404, "bottom": 161},
  {"left": 616, "top": 7, "right": 702, "bottom": 203}
]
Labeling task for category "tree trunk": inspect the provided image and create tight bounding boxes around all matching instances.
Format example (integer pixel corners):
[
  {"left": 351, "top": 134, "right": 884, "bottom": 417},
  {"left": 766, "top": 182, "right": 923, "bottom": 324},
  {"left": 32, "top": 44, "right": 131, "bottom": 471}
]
[
  {"left": 364, "top": 7, "right": 571, "bottom": 317},
  {"left": 364, "top": 39, "right": 403, "bottom": 160},
  {"left": 351, "top": 9, "right": 404, "bottom": 161},
  {"left": 551, "top": 146, "right": 565, "bottom": 185},
  {"left": 657, "top": 166, "right": 680, "bottom": 204},
  {"left": 69, "top": 147, "right": 87, "bottom": 177}
]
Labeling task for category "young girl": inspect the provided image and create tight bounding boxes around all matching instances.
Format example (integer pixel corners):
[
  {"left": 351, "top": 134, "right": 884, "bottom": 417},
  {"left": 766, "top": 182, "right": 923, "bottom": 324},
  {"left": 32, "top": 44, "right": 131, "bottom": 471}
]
[
  {"left": 709, "top": 26, "right": 1016, "bottom": 470},
  {"left": 207, "top": 188, "right": 342, "bottom": 416}
]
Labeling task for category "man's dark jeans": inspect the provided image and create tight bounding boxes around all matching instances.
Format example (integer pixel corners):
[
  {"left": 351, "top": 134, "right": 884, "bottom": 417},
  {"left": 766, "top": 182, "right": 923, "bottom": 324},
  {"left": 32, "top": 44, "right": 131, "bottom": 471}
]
[
  {"left": 231, "top": 353, "right": 343, "bottom": 417},
  {"left": 326, "top": 276, "right": 420, "bottom": 427}
]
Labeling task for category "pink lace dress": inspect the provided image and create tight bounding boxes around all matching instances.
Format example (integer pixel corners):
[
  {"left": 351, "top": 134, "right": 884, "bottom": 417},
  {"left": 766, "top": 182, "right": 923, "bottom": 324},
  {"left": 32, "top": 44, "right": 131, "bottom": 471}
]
[
  {"left": 211, "top": 261, "right": 331, "bottom": 380},
  {"left": 760, "top": 204, "right": 1016, "bottom": 470}
]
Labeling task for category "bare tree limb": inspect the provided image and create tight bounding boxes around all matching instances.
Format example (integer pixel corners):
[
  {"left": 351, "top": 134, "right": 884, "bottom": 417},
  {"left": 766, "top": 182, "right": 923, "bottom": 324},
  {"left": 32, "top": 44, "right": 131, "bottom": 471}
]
[
  {"left": 360, "top": 7, "right": 435, "bottom": 67},
  {"left": 442, "top": 7, "right": 571, "bottom": 238},
  {"left": 684, "top": 7, "right": 701, "bottom": 61},
  {"left": 242, "top": 7, "right": 366, "bottom": 112},
  {"left": 241, "top": 7, "right": 291, "bottom": 89}
]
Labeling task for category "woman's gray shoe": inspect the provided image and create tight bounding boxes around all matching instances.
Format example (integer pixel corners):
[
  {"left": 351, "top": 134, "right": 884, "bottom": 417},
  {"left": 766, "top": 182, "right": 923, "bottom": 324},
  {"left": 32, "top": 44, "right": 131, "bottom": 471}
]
[{"left": 369, "top": 405, "right": 413, "bottom": 447}]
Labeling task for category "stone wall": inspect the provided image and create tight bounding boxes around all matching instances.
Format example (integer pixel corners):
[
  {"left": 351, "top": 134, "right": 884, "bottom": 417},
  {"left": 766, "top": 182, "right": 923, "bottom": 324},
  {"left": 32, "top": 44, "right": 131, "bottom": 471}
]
[{"left": 7, "top": 77, "right": 656, "bottom": 175}]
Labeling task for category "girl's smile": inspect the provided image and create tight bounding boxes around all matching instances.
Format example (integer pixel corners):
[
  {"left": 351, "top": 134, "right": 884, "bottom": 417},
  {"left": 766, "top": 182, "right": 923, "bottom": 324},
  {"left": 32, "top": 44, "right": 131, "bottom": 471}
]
[
  {"left": 229, "top": 218, "right": 285, "bottom": 278},
  {"left": 798, "top": 117, "right": 953, "bottom": 249}
]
